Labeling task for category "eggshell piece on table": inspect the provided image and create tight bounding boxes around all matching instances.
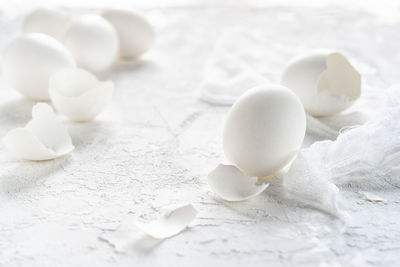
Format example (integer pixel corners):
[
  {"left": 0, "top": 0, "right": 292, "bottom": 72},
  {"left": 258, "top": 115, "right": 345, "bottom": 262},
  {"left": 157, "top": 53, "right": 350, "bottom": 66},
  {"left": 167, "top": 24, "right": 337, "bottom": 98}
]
[
  {"left": 1, "top": 33, "right": 75, "bottom": 100},
  {"left": 3, "top": 103, "right": 74, "bottom": 160},
  {"left": 135, "top": 204, "right": 197, "bottom": 239},
  {"left": 223, "top": 84, "right": 306, "bottom": 177},
  {"left": 208, "top": 164, "right": 269, "bottom": 201},
  {"left": 49, "top": 68, "right": 114, "bottom": 122},
  {"left": 64, "top": 14, "right": 119, "bottom": 73},
  {"left": 281, "top": 51, "right": 361, "bottom": 117},
  {"left": 102, "top": 8, "right": 155, "bottom": 59},
  {"left": 22, "top": 7, "right": 71, "bottom": 41}
]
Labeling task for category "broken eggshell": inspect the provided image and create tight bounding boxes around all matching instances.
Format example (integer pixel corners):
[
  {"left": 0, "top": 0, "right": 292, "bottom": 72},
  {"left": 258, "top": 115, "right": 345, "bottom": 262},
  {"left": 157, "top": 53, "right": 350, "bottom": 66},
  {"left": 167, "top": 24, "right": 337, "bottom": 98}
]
[
  {"left": 3, "top": 103, "right": 74, "bottom": 160},
  {"left": 1, "top": 33, "right": 75, "bottom": 100},
  {"left": 22, "top": 7, "right": 71, "bottom": 41},
  {"left": 64, "top": 14, "right": 119, "bottom": 73},
  {"left": 223, "top": 84, "right": 306, "bottom": 177},
  {"left": 49, "top": 68, "right": 114, "bottom": 122},
  {"left": 135, "top": 204, "right": 197, "bottom": 239},
  {"left": 281, "top": 51, "right": 361, "bottom": 117},
  {"left": 208, "top": 164, "right": 269, "bottom": 201},
  {"left": 102, "top": 8, "right": 155, "bottom": 59}
]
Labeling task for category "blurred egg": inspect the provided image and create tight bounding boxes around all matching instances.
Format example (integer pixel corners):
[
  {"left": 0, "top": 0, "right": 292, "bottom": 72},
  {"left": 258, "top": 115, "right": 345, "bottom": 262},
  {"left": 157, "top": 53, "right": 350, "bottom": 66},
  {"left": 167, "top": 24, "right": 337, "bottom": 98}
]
[
  {"left": 281, "top": 51, "right": 361, "bottom": 117},
  {"left": 22, "top": 7, "right": 71, "bottom": 41},
  {"left": 102, "top": 8, "right": 155, "bottom": 59},
  {"left": 64, "top": 14, "right": 119, "bottom": 73},
  {"left": 49, "top": 68, "right": 114, "bottom": 122},
  {"left": 223, "top": 84, "right": 306, "bottom": 177},
  {"left": 2, "top": 33, "right": 75, "bottom": 100}
]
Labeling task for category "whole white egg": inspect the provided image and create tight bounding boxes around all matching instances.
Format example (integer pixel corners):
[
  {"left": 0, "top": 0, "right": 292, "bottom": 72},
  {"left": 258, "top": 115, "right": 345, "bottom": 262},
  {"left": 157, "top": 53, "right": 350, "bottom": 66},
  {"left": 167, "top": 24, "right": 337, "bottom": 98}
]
[
  {"left": 281, "top": 51, "right": 361, "bottom": 117},
  {"left": 2, "top": 33, "right": 75, "bottom": 100},
  {"left": 102, "top": 8, "right": 155, "bottom": 59},
  {"left": 22, "top": 7, "right": 71, "bottom": 41},
  {"left": 223, "top": 84, "right": 306, "bottom": 177},
  {"left": 64, "top": 14, "right": 119, "bottom": 73}
]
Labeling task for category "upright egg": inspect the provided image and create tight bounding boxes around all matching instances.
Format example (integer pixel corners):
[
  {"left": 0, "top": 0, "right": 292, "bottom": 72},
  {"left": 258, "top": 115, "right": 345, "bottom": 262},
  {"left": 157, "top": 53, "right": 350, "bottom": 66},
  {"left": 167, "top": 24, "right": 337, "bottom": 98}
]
[
  {"left": 281, "top": 51, "right": 361, "bottom": 117},
  {"left": 223, "top": 84, "right": 306, "bottom": 177},
  {"left": 22, "top": 7, "right": 71, "bottom": 41},
  {"left": 102, "top": 8, "right": 155, "bottom": 59},
  {"left": 64, "top": 14, "right": 119, "bottom": 73},
  {"left": 1, "top": 33, "right": 75, "bottom": 100}
]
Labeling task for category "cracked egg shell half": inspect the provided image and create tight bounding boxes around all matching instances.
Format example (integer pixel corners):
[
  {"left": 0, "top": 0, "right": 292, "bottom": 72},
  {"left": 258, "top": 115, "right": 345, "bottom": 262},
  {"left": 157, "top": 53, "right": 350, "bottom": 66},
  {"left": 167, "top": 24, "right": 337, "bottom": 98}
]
[
  {"left": 281, "top": 51, "right": 361, "bottom": 117},
  {"left": 3, "top": 103, "right": 74, "bottom": 161},
  {"left": 1, "top": 33, "right": 75, "bottom": 100},
  {"left": 223, "top": 84, "right": 306, "bottom": 177},
  {"left": 49, "top": 68, "right": 114, "bottom": 122},
  {"left": 102, "top": 8, "right": 155, "bottom": 59}
]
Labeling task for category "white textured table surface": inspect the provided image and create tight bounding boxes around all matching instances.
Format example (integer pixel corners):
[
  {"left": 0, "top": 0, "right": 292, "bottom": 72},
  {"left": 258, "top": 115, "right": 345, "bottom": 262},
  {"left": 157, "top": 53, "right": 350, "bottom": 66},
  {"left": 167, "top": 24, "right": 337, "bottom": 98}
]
[{"left": 1, "top": 3, "right": 400, "bottom": 267}]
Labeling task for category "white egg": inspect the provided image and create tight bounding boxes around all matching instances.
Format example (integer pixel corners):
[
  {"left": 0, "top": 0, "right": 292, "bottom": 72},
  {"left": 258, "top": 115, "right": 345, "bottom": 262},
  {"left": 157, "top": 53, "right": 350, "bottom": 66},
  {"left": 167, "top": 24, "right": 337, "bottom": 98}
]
[
  {"left": 22, "top": 7, "right": 71, "bottom": 41},
  {"left": 64, "top": 14, "right": 119, "bottom": 73},
  {"left": 49, "top": 68, "right": 114, "bottom": 122},
  {"left": 102, "top": 8, "right": 155, "bottom": 59},
  {"left": 2, "top": 33, "right": 75, "bottom": 100},
  {"left": 223, "top": 84, "right": 306, "bottom": 177},
  {"left": 281, "top": 51, "right": 361, "bottom": 117}
]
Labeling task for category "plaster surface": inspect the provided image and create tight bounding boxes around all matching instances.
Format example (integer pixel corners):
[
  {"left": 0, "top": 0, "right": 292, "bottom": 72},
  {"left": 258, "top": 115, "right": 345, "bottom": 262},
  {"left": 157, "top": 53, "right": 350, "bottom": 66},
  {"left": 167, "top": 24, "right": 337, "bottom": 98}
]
[{"left": 0, "top": 4, "right": 400, "bottom": 267}]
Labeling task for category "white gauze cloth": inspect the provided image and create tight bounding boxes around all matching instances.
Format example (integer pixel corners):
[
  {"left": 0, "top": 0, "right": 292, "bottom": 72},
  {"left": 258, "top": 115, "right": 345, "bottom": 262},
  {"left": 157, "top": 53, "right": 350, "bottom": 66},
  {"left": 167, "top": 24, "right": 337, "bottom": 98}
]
[{"left": 283, "top": 85, "right": 400, "bottom": 216}]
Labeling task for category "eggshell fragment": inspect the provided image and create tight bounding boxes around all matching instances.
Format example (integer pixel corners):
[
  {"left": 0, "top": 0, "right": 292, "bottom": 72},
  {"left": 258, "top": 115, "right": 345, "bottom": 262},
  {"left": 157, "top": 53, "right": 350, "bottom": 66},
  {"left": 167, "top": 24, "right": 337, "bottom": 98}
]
[
  {"left": 281, "top": 51, "right": 361, "bottom": 117},
  {"left": 359, "top": 191, "right": 387, "bottom": 203},
  {"left": 64, "top": 14, "right": 119, "bottom": 73},
  {"left": 49, "top": 68, "right": 113, "bottom": 122},
  {"left": 22, "top": 7, "right": 71, "bottom": 41},
  {"left": 223, "top": 84, "right": 306, "bottom": 177},
  {"left": 102, "top": 8, "right": 155, "bottom": 59},
  {"left": 1, "top": 33, "right": 75, "bottom": 100},
  {"left": 208, "top": 164, "right": 269, "bottom": 201},
  {"left": 135, "top": 204, "right": 197, "bottom": 239},
  {"left": 3, "top": 103, "right": 74, "bottom": 160}
]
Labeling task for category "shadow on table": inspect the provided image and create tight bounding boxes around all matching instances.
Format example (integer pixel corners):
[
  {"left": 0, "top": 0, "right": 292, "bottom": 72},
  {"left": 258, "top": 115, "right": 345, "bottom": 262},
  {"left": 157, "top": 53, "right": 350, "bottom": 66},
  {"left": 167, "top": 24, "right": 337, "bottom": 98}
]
[
  {"left": 100, "top": 58, "right": 160, "bottom": 81},
  {"left": 121, "top": 228, "right": 197, "bottom": 254},
  {"left": 209, "top": 177, "right": 294, "bottom": 220},
  {"left": 131, "top": 235, "right": 163, "bottom": 253},
  {"left": 67, "top": 119, "right": 114, "bottom": 150},
  {"left": 131, "top": 225, "right": 197, "bottom": 253},
  {"left": 0, "top": 97, "right": 36, "bottom": 128},
  {"left": 209, "top": 176, "right": 344, "bottom": 228},
  {"left": 0, "top": 155, "right": 72, "bottom": 195}
]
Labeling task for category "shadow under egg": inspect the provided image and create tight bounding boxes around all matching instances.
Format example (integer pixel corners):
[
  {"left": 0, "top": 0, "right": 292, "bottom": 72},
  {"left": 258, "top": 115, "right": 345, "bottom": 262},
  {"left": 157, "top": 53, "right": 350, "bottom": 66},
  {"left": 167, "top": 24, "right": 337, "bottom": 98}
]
[
  {"left": 0, "top": 97, "right": 37, "bottom": 131},
  {"left": 0, "top": 155, "right": 72, "bottom": 196},
  {"left": 66, "top": 119, "right": 114, "bottom": 150}
]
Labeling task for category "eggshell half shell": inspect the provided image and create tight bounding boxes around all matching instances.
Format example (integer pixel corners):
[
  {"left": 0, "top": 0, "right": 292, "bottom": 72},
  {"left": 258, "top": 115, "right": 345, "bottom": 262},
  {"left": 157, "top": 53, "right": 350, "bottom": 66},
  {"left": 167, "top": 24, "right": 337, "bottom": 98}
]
[
  {"left": 281, "top": 51, "right": 361, "bottom": 117},
  {"left": 208, "top": 164, "right": 269, "bottom": 201},
  {"left": 49, "top": 68, "right": 114, "bottom": 122},
  {"left": 3, "top": 103, "right": 74, "bottom": 160}
]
